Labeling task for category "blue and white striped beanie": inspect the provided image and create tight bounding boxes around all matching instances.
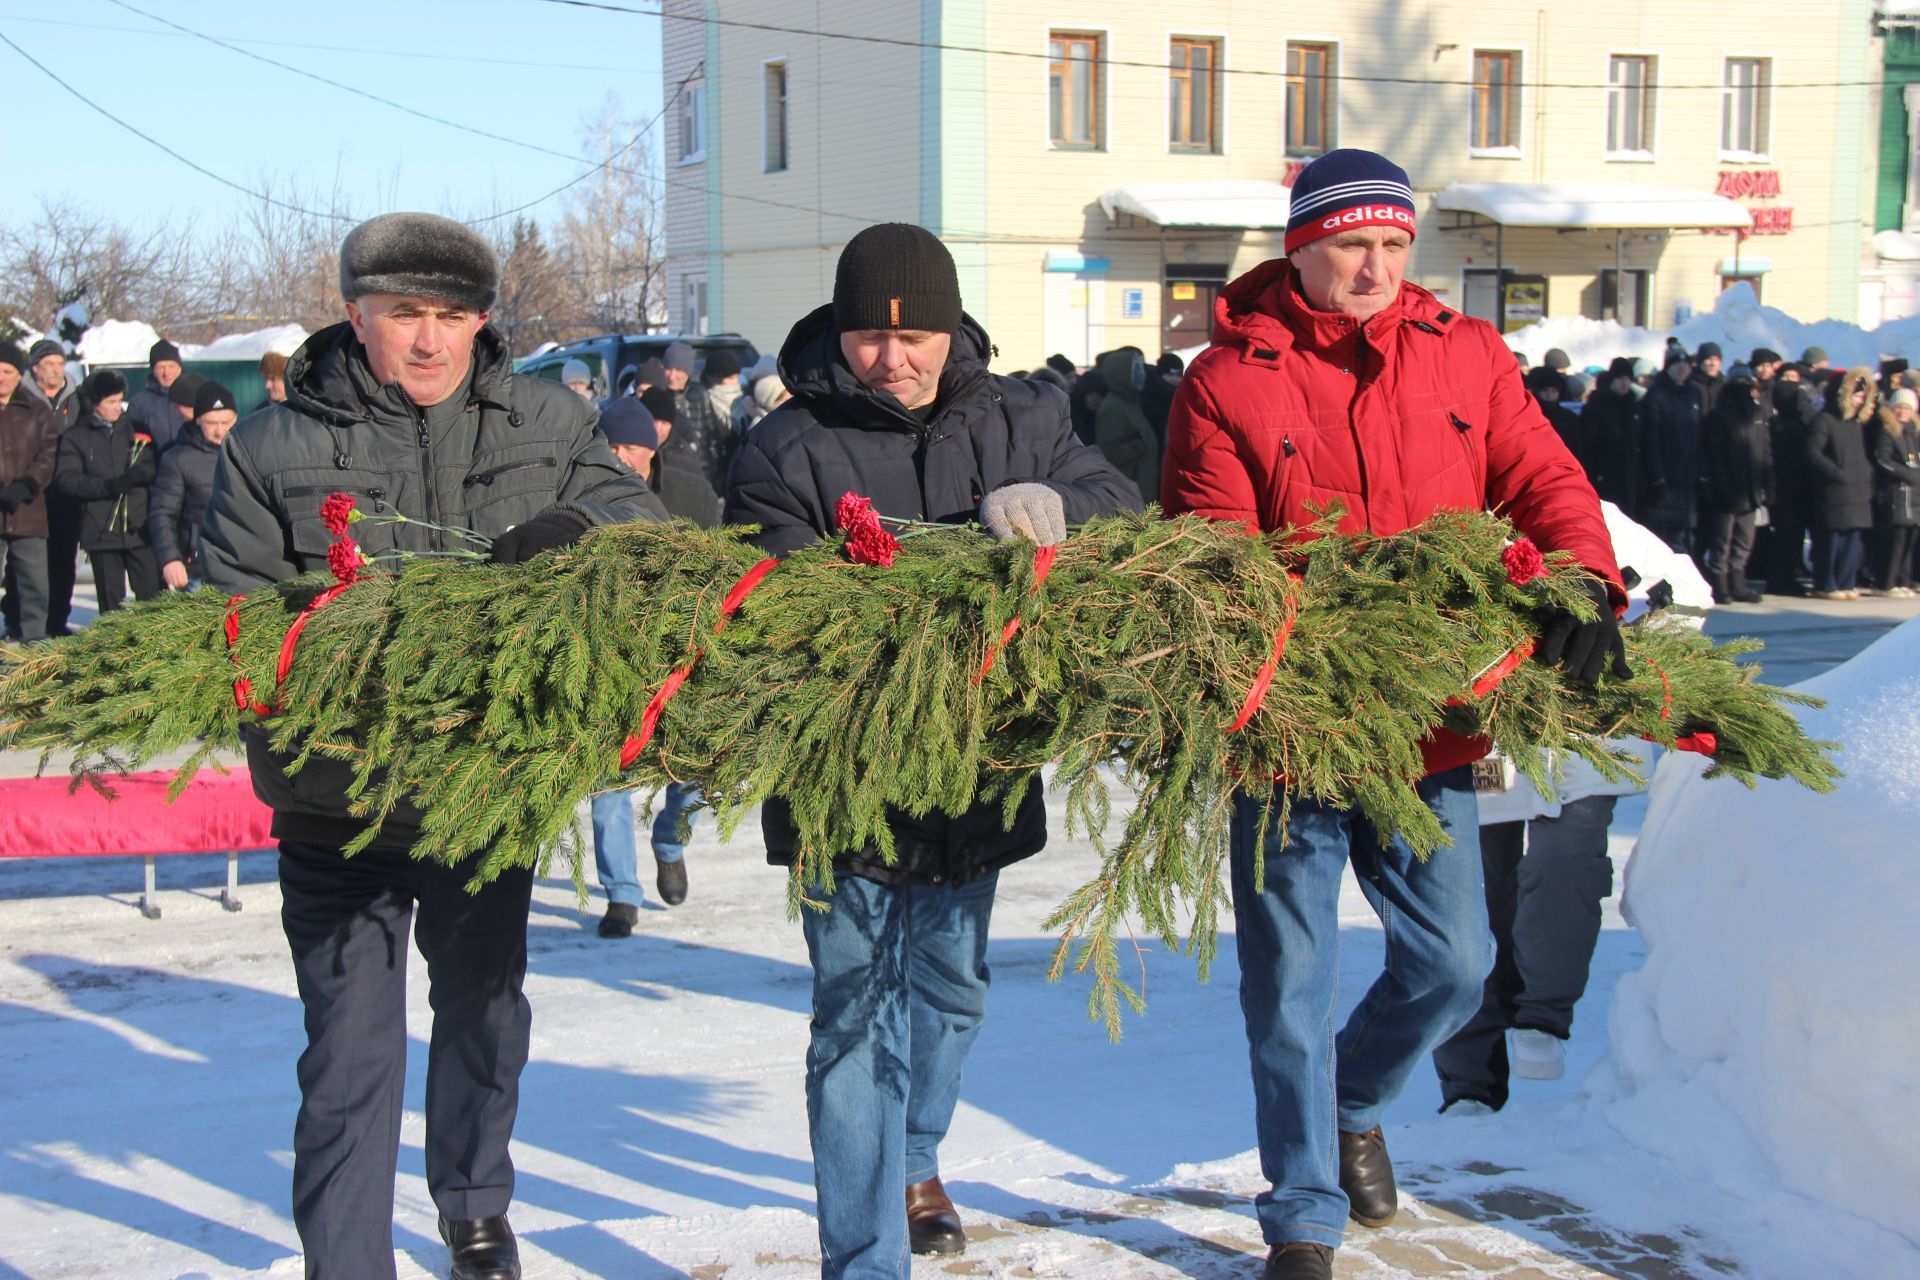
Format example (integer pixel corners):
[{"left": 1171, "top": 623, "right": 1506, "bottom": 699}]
[{"left": 1283, "top": 149, "right": 1418, "bottom": 253}]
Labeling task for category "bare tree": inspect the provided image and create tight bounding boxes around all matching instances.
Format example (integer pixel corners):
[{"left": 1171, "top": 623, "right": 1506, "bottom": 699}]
[
  {"left": 0, "top": 197, "right": 203, "bottom": 338},
  {"left": 554, "top": 96, "right": 666, "bottom": 339},
  {"left": 231, "top": 174, "right": 356, "bottom": 334}
]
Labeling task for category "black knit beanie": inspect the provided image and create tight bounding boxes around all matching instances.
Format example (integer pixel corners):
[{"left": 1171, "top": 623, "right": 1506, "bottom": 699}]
[
  {"left": 193, "top": 380, "right": 238, "bottom": 418},
  {"left": 167, "top": 369, "right": 207, "bottom": 407},
  {"left": 149, "top": 339, "right": 181, "bottom": 366},
  {"left": 0, "top": 342, "right": 25, "bottom": 374},
  {"left": 832, "top": 223, "right": 962, "bottom": 334}
]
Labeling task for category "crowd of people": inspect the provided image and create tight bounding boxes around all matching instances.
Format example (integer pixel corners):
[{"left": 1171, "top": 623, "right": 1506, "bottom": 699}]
[
  {"left": 0, "top": 338, "right": 290, "bottom": 639},
  {"left": 0, "top": 141, "right": 1890, "bottom": 1280},
  {"left": 1514, "top": 338, "right": 1920, "bottom": 604}
]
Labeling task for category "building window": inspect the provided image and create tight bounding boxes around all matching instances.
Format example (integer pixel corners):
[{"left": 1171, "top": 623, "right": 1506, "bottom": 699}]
[
  {"left": 763, "top": 62, "right": 788, "bottom": 173},
  {"left": 683, "top": 277, "right": 708, "bottom": 336},
  {"left": 1606, "top": 55, "right": 1655, "bottom": 156},
  {"left": 1721, "top": 57, "right": 1771, "bottom": 159},
  {"left": 1285, "top": 42, "right": 1336, "bottom": 156},
  {"left": 678, "top": 79, "right": 706, "bottom": 163},
  {"left": 1049, "top": 32, "right": 1102, "bottom": 149},
  {"left": 1471, "top": 51, "right": 1520, "bottom": 152},
  {"left": 1169, "top": 37, "right": 1221, "bottom": 153}
]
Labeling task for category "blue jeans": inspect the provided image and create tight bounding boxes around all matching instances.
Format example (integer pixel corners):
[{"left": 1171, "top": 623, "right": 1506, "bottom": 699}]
[
  {"left": 1231, "top": 768, "right": 1490, "bottom": 1248},
  {"left": 591, "top": 782, "right": 699, "bottom": 906},
  {"left": 801, "top": 872, "right": 998, "bottom": 1280},
  {"left": 1811, "top": 527, "right": 1864, "bottom": 593}
]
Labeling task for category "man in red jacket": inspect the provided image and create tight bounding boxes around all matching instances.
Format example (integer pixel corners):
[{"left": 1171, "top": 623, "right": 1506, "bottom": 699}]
[{"left": 1162, "top": 149, "right": 1625, "bottom": 1280}]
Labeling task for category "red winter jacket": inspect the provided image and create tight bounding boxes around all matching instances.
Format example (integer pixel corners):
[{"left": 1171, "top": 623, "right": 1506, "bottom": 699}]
[{"left": 1162, "top": 258, "right": 1623, "bottom": 776}]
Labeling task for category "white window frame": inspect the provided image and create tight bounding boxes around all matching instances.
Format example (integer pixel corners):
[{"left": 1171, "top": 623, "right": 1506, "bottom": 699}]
[
  {"left": 1468, "top": 46, "right": 1527, "bottom": 160},
  {"left": 677, "top": 78, "right": 706, "bottom": 166},
  {"left": 682, "top": 276, "right": 708, "bottom": 337},
  {"left": 1165, "top": 31, "right": 1228, "bottom": 156},
  {"left": 1719, "top": 55, "right": 1774, "bottom": 163},
  {"left": 762, "top": 57, "right": 789, "bottom": 174},
  {"left": 1603, "top": 51, "right": 1658, "bottom": 162},
  {"left": 1044, "top": 25, "right": 1110, "bottom": 152},
  {"left": 1282, "top": 35, "right": 1342, "bottom": 159}
]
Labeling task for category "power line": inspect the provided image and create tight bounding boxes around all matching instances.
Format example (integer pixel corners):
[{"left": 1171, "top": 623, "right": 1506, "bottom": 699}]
[
  {"left": 0, "top": 11, "right": 667, "bottom": 75},
  {"left": 538, "top": 0, "right": 1880, "bottom": 92},
  {"left": 0, "top": 27, "right": 353, "bottom": 221}
]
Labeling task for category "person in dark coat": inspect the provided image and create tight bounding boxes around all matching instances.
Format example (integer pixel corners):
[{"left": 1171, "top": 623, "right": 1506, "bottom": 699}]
[
  {"left": 0, "top": 341, "right": 61, "bottom": 639},
  {"left": 199, "top": 212, "right": 664, "bottom": 1280},
  {"left": 1638, "top": 349, "right": 1706, "bottom": 552},
  {"left": 11, "top": 343, "right": 84, "bottom": 636},
  {"left": 661, "top": 340, "right": 731, "bottom": 497},
  {"left": 638, "top": 384, "right": 722, "bottom": 528},
  {"left": 1067, "top": 364, "right": 1106, "bottom": 444},
  {"left": 1579, "top": 358, "right": 1642, "bottom": 515},
  {"left": 53, "top": 369, "right": 160, "bottom": 613},
  {"left": 724, "top": 222, "right": 1139, "bottom": 1275},
  {"left": 1093, "top": 347, "right": 1158, "bottom": 502},
  {"left": 1868, "top": 387, "right": 1920, "bottom": 596},
  {"left": 148, "top": 380, "right": 239, "bottom": 589},
  {"left": 1803, "top": 367, "right": 1877, "bottom": 599},
  {"left": 1139, "top": 350, "right": 1183, "bottom": 451},
  {"left": 1525, "top": 366, "right": 1591, "bottom": 476},
  {"left": 157, "top": 368, "right": 207, "bottom": 453},
  {"left": 1689, "top": 341, "right": 1726, "bottom": 414},
  {"left": 1701, "top": 367, "right": 1773, "bottom": 604},
  {"left": 123, "top": 339, "right": 185, "bottom": 446},
  {"left": 1763, "top": 365, "right": 1816, "bottom": 595}
]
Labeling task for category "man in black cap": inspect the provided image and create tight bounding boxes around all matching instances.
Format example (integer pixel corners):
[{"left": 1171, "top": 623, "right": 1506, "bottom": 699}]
[
  {"left": 149, "top": 380, "right": 240, "bottom": 590},
  {"left": 0, "top": 341, "right": 60, "bottom": 640},
  {"left": 200, "top": 211, "right": 664, "bottom": 1280},
  {"left": 1639, "top": 348, "right": 1706, "bottom": 553},
  {"left": 726, "top": 222, "right": 1138, "bottom": 1276},
  {"left": 124, "top": 338, "right": 185, "bottom": 443}
]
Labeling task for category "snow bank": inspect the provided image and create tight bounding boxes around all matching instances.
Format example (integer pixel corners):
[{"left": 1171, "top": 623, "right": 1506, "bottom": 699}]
[
  {"left": 73, "top": 318, "right": 161, "bottom": 366},
  {"left": 1506, "top": 282, "right": 1920, "bottom": 372},
  {"left": 179, "top": 324, "right": 306, "bottom": 362},
  {"left": 1598, "top": 620, "right": 1920, "bottom": 1247}
]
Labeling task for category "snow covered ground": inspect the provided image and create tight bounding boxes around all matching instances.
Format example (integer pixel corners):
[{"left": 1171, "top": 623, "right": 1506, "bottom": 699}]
[{"left": 3, "top": 602, "right": 1917, "bottom": 1279}]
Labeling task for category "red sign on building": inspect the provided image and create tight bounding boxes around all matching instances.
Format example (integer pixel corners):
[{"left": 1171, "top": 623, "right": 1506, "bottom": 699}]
[{"left": 1716, "top": 170, "right": 1783, "bottom": 199}]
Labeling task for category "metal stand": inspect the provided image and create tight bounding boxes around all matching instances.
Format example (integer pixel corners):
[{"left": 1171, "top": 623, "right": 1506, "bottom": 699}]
[
  {"left": 222, "top": 850, "right": 243, "bottom": 912},
  {"left": 140, "top": 856, "right": 162, "bottom": 920}
]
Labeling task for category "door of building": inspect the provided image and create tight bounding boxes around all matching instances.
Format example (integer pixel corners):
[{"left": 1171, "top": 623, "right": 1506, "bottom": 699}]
[
  {"left": 1163, "top": 265, "right": 1228, "bottom": 353},
  {"left": 1464, "top": 270, "right": 1503, "bottom": 327}
]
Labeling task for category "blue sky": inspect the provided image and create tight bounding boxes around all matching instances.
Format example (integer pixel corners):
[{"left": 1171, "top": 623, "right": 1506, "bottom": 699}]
[{"left": 0, "top": 1, "right": 665, "bottom": 232}]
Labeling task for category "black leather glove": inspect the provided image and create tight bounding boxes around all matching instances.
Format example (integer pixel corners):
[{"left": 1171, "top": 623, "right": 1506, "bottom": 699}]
[
  {"left": 1536, "top": 576, "right": 1630, "bottom": 684},
  {"left": 0, "top": 479, "right": 29, "bottom": 514},
  {"left": 105, "top": 474, "right": 133, "bottom": 496},
  {"left": 487, "top": 507, "right": 591, "bottom": 564}
]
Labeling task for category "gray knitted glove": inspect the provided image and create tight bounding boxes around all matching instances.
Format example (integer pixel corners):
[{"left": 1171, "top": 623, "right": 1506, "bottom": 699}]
[{"left": 980, "top": 483, "right": 1067, "bottom": 545}]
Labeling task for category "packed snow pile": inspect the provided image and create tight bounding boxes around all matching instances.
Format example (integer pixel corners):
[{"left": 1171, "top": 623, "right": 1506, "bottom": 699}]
[
  {"left": 1505, "top": 282, "right": 1920, "bottom": 372},
  {"left": 72, "top": 318, "right": 162, "bottom": 366},
  {"left": 1598, "top": 620, "right": 1920, "bottom": 1247},
  {"left": 179, "top": 323, "right": 306, "bottom": 362}
]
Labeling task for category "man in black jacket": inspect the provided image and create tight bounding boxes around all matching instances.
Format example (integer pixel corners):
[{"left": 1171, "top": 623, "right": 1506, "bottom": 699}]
[
  {"left": 725, "top": 223, "right": 1139, "bottom": 1277},
  {"left": 149, "top": 380, "right": 239, "bottom": 588},
  {"left": 0, "top": 342, "right": 60, "bottom": 640},
  {"left": 54, "top": 370, "right": 160, "bottom": 612},
  {"left": 1639, "top": 349, "right": 1706, "bottom": 553},
  {"left": 124, "top": 339, "right": 184, "bottom": 443},
  {"left": 201, "top": 212, "right": 663, "bottom": 1280},
  {"left": 1702, "top": 367, "right": 1773, "bottom": 604}
]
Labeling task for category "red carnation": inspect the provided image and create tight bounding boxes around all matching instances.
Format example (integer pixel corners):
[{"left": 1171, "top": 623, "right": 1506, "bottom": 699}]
[
  {"left": 320, "top": 492, "right": 359, "bottom": 537},
  {"left": 326, "top": 535, "right": 364, "bottom": 585},
  {"left": 132, "top": 432, "right": 153, "bottom": 446},
  {"left": 1502, "top": 537, "right": 1546, "bottom": 586},
  {"left": 834, "top": 492, "right": 899, "bottom": 567}
]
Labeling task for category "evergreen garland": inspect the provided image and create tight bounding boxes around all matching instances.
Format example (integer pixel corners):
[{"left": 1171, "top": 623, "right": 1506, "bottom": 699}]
[{"left": 0, "top": 509, "right": 1838, "bottom": 1034}]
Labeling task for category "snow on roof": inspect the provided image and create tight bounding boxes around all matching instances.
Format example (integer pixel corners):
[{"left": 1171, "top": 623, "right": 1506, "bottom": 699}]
[
  {"left": 1873, "top": 230, "right": 1920, "bottom": 262},
  {"left": 73, "top": 319, "right": 162, "bottom": 366},
  {"left": 1099, "top": 181, "right": 1292, "bottom": 229},
  {"left": 1435, "top": 182, "right": 1751, "bottom": 230},
  {"left": 179, "top": 324, "right": 307, "bottom": 362}
]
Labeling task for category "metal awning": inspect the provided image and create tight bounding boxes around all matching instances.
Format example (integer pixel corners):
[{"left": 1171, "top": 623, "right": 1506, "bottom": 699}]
[
  {"left": 1434, "top": 182, "right": 1751, "bottom": 231},
  {"left": 1098, "top": 181, "right": 1292, "bottom": 229}
]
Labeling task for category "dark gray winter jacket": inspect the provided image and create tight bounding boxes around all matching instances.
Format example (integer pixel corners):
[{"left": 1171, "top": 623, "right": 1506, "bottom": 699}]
[
  {"left": 201, "top": 320, "right": 665, "bottom": 845},
  {"left": 725, "top": 305, "right": 1140, "bottom": 887},
  {"left": 146, "top": 422, "right": 222, "bottom": 566},
  {"left": 124, "top": 381, "right": 182, "bottom": 453}
]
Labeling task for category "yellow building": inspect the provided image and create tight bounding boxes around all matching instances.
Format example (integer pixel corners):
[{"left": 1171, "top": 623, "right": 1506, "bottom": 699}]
[{"left": 664, "top": 1, "right": 1877, "bottom": 367}]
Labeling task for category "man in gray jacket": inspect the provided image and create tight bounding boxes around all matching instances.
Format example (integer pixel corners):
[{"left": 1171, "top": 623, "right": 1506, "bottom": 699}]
[{"left": 201, "top": 212, "right": 664, "bottom": 1280}]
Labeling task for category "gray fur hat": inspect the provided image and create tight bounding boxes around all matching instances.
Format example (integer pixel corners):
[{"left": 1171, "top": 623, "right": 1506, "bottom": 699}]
[{"left": 338, "top": 212, "right": 499, "bottom": 312}]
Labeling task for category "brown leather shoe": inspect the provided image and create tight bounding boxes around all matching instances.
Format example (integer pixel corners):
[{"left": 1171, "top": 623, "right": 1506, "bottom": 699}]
[{"left": 905, "top": 1176, "right": 966, "bottom": 1255}]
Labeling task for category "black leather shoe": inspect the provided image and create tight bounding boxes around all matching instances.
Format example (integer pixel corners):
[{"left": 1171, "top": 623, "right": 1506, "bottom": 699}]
[
  {"left": 1263, "top": 1241, "right": 1334, "bottom": 1279},
  {"left": 439, "top": 1214, "right": 521, "bottom": 1280},
  {"left": 597, "top": 902, "right": 639, "bottom": 938},
  {"left": 905, "top": 1176, "right": 966, "bottom": 1255},
  {"left": 656, "top": 858, "right": 688, "bottom": 906},
  {"left": 1338, "top": 1125, "right": 1398, "bottom": 1227}
]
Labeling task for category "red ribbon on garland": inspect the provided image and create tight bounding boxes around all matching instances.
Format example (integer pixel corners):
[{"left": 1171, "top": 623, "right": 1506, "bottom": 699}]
[
  {"left": 1445, "top": 639, "right": 1538, "bottom": 706},
  {"left": 618, "top": 558, "right": 780, "bottom": 770},
  {"left": 974, "top": 544, "right": 1059, "bottom": 684},
  {"left": 223, "top": 583, "right": 353, "bottom": 715},
  {"left": 1643, "top": 658, "right": 1719, "bottom": 757}
]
